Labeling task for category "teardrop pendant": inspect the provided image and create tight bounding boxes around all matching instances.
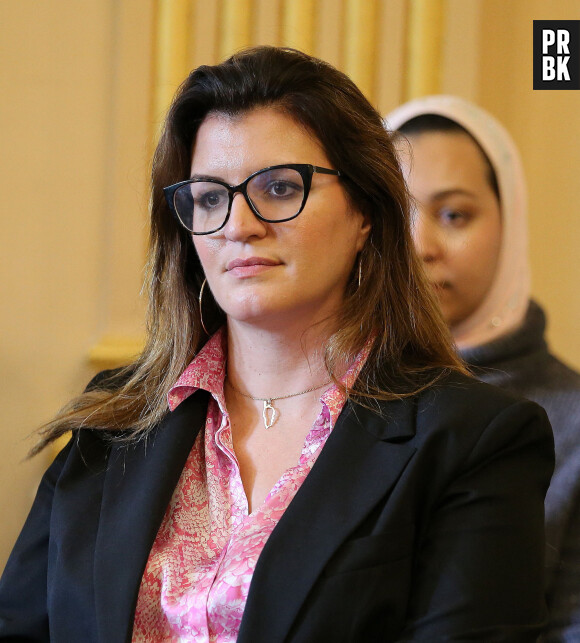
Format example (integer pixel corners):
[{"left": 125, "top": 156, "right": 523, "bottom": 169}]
[{"left": 262, "top": 399, "right": 278, "bottom": 429}]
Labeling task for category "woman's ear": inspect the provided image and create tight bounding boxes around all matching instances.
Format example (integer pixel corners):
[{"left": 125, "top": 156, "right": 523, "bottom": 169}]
[{"left": 355, "top": 211, "right": 372, "bottom": 252}]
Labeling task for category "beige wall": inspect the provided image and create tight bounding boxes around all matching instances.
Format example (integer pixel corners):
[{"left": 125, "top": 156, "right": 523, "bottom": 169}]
[
  {"left": 1, "top": 0, "right": 579, "bottom": 574},
  {"left": 0, "top": 0, "right": 153, "bottom": 571}
]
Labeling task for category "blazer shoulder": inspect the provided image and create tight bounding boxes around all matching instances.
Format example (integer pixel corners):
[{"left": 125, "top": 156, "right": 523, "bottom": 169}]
[
  {"left": 425, "top": 369, "right": 550, "bottom": 419},
  {"left": 411, "top": 370, "right": 554, "bottom": 465}
]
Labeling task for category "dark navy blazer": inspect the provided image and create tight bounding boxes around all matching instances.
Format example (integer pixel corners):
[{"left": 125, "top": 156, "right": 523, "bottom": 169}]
[{"left": 0, "top": 372, "right": 554, "bottom": 641}]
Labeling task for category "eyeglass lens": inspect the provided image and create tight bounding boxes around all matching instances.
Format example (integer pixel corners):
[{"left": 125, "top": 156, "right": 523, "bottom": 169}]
[{"left": 173, "top": 167, "right": 306, "bottom": 234}]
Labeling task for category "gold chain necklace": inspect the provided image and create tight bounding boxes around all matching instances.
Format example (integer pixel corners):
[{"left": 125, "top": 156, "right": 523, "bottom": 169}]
[{"left": 226, "top": 377, "right": 332, "bottom": 429}]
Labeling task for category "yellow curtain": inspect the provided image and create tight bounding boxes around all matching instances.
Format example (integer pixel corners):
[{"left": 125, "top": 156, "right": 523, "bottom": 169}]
[
  {"left": 150, "top": 0, "right": 444, "bottom": 124},
  {"left": 404, "top": 0, "right": 444, "bottom": 99}
]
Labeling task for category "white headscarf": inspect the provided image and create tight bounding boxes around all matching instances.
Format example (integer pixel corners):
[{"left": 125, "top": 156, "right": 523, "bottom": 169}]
[{"left": 385, "top": 95, "right": 530, "bottom": 350}]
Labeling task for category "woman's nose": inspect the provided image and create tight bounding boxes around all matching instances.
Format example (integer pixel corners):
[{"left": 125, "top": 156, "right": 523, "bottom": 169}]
[
  {"left": 412, "top": 211, "right": 443, "bottom": 263},
  {"left": 222, "top": 192, "right": 268, "bottom": 241}
]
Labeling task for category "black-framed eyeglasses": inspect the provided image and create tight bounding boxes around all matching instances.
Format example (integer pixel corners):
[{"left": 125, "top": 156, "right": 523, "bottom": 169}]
[{"left": 163, "top": 163, "right": 341, "bottom": 235}]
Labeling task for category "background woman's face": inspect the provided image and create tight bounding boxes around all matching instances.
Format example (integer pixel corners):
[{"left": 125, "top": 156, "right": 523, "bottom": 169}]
[
  {"left": 401, "top": 130, "right": 502, "bottom": 330},
  {"left": 190, "top": 107, "right": 370, "bottom": 331}
]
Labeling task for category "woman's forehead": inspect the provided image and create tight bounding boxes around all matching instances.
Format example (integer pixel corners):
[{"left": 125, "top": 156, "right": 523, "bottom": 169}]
[
  {"left": 406, "top": 131, "right": 494, "bottom": 193},
  {"left": 190, "top": 108, "right": 329, "bottom": 176}
]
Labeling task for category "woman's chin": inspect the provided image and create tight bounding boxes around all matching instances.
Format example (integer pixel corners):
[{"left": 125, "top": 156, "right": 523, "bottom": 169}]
[
  {"left": 222, "top": 297, "right": 332, "bottom": 331},
  {"left": 222, "top": 301, "right": 289, "bottom": 327}
]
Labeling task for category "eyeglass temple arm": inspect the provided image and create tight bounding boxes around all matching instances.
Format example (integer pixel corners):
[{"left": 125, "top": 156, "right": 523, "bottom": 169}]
[{"left": 312, "top": 165, "right": 341, "bottom": 176}]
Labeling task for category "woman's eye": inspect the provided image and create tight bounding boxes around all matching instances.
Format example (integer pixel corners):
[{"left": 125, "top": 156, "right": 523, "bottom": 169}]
[
  {"left": 266, "top": 180, "right": 300, "bottom": 199},
  {"left": 440, "top": 208, "right": 468, "bottom": 226},
  {"left": 197, "top": 190, "right": 225, "bottom": 210}
]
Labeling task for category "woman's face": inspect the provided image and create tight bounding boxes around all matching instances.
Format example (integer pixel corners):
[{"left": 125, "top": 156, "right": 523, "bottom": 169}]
[
  {"left": 191, "top": 107, "right": 370, "bottom": 330},
  {"left": 400, "top": 130, "right": 502, "bottom": 329}
]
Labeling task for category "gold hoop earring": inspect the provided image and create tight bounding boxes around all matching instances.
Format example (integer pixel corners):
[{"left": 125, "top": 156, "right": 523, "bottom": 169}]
[
  {"left": 199, "top": 278, "right": 209, "bottom": 335},
  {"left": 357, "top": 255, "right": 363, "bottom": 289}
]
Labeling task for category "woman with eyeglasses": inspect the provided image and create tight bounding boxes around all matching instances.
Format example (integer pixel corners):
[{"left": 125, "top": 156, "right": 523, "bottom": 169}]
[
  {"left": 0, "top": 48, "right": 553, "bottom": 641},
  {"left": 387, "top": 94, "right": 580, "bottom": 641}
]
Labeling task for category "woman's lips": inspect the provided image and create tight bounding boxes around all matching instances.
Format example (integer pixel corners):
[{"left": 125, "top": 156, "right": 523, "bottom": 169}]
[
  {"left": 226, "top": 256, "right": 280, "bottom": 277},
  {"left": 430, "top": 281, "right": 452, "bottom": 293}
]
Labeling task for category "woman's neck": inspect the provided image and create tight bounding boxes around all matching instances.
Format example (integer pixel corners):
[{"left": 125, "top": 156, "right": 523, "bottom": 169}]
[{"left": 225, "top": 318, "right": 333, "bottom": 399}]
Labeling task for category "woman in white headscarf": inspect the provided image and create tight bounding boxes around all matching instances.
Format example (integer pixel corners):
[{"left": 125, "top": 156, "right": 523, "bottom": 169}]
[{"left": 387, "top": 95, "right": 580, "bottom": 641}]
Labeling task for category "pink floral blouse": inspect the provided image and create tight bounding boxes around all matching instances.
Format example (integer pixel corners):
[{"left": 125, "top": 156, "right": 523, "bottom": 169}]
[{"left": 132, "top": 329, "right": 366, "bottom": 641}]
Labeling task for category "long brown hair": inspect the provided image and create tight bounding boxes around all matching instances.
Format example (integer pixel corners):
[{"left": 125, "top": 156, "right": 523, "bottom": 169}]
[{"left": 33, "top": 46, "right": 464, "bottom": 454}]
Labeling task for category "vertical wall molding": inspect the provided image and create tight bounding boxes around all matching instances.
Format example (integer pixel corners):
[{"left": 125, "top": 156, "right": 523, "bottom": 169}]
[
  {"left": 220, "top": 0, "right": 253, "bottom": 59},
  {"left": 282, "top": 0, "right": 315, "bottom": 53},
  {"left": 344, "top": 0, "right": 378, "bottom": 101},
  {"left": 404, "top": 0, "right": 444, "bottom": 99},
  {"left": 253, "top": 0, "right": 282, "bottom": 46},
  {"left": 375, "top": 0, "right": 407, "bottom": 111},
  {"left": 153, "top": 0, "right": 192, "bottom": 124}
]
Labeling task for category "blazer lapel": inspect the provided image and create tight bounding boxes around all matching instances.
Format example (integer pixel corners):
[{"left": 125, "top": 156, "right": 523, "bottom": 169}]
[
  {"left": 237, "top": 398, "right": 417, "bottom": 643},
  {"left": 93, "top": 389, "right": 209, "bottom": 643}
]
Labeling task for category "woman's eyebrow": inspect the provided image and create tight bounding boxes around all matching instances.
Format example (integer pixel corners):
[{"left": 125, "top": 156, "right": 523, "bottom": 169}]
[
  {"left": 431, "top": 187, "right": 478, "bottom": 201},
  {"left": 189, "top": 172, "right": 226, "bottom": 181}
]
